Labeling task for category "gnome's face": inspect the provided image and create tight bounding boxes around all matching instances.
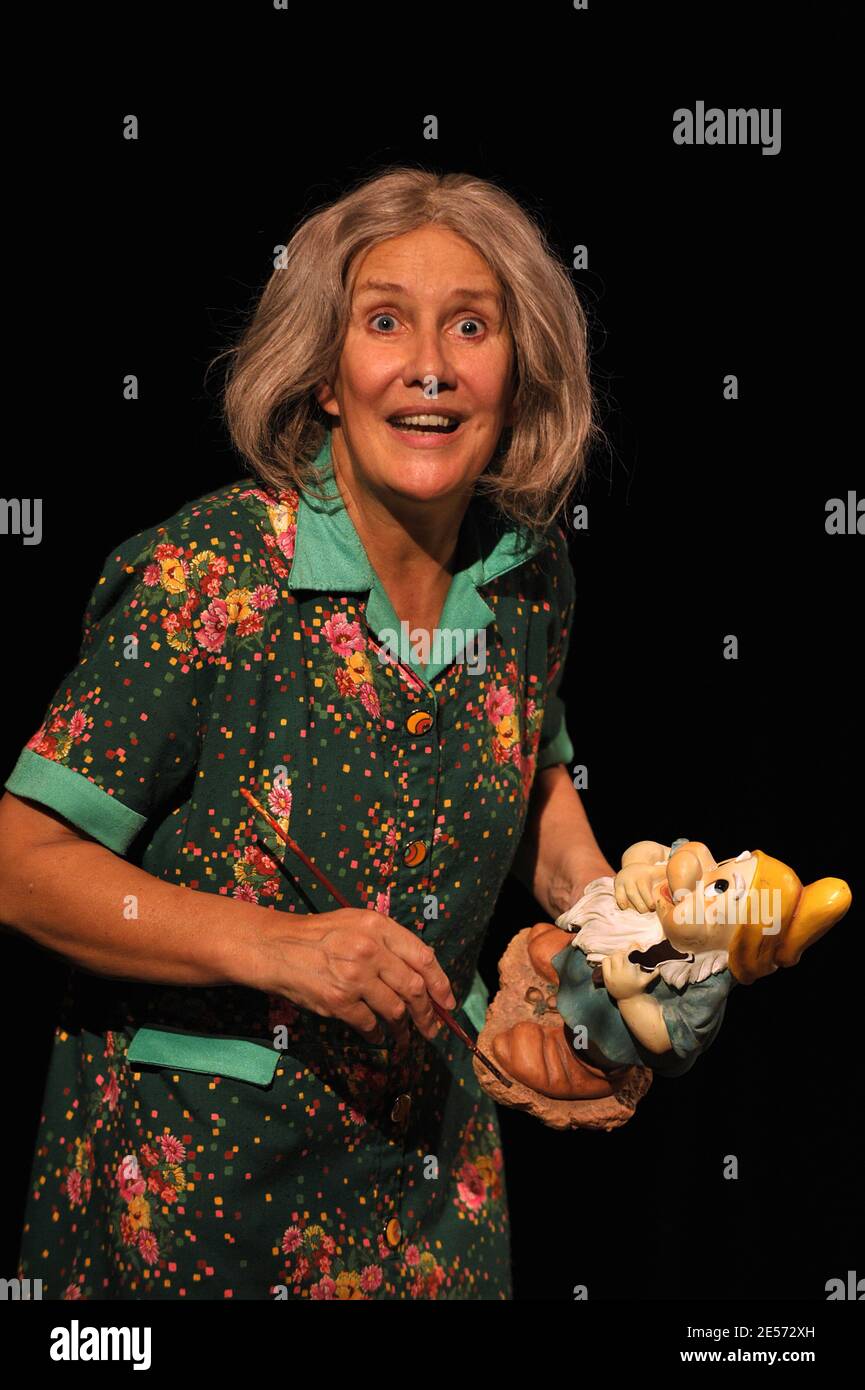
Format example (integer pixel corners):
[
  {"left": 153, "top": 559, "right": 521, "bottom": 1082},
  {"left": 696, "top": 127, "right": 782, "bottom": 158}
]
[{"left": 652, "top": 845, "right": 759, "bottom": 953}]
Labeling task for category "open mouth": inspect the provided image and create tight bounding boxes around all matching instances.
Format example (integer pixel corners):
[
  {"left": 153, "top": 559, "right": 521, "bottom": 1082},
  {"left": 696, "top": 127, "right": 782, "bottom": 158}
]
[{"left": 386, "top": 412, "right": 462, "bottom": 435}]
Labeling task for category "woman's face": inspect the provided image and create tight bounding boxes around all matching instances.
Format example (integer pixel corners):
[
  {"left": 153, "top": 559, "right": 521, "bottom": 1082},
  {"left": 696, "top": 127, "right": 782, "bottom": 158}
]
[{"left": 317, "top": 224, "right": 516, "bottom": 508}]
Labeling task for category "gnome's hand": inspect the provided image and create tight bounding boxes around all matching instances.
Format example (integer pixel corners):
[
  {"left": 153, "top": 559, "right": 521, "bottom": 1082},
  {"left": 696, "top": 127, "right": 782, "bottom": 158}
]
[
  {"left": 614, "top": 863, "right": 663, "bottom": 914},
  {"left": 602, "top": 946, "right": 660, "bottom": 1001}
]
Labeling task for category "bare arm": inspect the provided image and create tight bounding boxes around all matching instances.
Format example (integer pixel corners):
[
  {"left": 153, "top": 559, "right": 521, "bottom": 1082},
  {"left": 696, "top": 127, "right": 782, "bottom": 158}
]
[
  {"left": 0, "top": 791, "right": 455, "bottom": 1042},
  {"left": 510, "top": 765, "right": 615, "bottom": 918},
  {"left": 0, "top": 791, "right": 265, "bottom": 987}
]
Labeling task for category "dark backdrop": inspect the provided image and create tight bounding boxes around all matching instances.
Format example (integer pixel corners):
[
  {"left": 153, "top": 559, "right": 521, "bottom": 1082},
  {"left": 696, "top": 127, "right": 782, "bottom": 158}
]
[{"left": 2, "top": 5, "right": 860, "bottom": 1312}]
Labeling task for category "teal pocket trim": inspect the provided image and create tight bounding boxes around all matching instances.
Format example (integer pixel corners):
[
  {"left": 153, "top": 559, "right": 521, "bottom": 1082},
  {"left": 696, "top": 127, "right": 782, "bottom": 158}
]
[
  {"left": 462, "top": 970, "right": 490, "bottom": 1033},
  {"left": 126, "top": 1028, "right": 280, "bottom": 1087}
]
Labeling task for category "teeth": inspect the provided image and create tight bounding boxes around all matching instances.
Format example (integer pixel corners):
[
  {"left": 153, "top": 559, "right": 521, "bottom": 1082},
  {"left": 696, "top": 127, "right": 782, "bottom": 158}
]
[{"left": 389, "top": 414, "right": 457, "bottom": 427}]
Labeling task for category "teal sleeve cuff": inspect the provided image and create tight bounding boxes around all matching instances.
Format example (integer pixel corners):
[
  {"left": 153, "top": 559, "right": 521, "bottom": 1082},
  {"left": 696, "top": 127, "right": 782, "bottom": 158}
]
[
  {"left": 536, "top": 716, "right": 574, "bottom": 771},
  {"left": 3, "top": 747, "right": 146, "bottom": 854}
]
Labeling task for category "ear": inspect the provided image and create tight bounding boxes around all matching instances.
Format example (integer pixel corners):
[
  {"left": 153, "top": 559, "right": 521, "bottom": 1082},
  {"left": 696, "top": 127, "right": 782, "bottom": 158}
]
[{"left": 315, "top": 380, "right": 340, "bottom": 419}]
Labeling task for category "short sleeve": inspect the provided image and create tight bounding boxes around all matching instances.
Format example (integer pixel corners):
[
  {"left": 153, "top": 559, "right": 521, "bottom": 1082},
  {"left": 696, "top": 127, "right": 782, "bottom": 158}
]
[
  {"left": 535, "top": 527, "right": 576, "bottom": 772},
  {"left": 4, "top": 528, "right": 209, "bottom": 855},
  {"left": 660, "top": 971, "right": 735, "bottom": 1061}
]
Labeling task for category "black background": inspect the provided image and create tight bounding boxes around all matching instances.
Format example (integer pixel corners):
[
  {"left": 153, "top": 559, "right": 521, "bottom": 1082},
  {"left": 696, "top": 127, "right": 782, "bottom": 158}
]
[{"left": 2, "top": 4, "right": 860, "bottom": 1314}]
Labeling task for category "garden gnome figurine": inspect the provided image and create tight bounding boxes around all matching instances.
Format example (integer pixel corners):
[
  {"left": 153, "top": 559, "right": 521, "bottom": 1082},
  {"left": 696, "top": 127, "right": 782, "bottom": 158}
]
[{"left": 492, "top": 839, "right": 851, "bottom": 1099}]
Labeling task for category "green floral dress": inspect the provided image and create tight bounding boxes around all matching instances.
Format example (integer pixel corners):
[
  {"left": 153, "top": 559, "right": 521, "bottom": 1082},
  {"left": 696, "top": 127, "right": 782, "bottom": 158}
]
[{"left": 5, "top": 433, "right": 575, "bottom": 1300}]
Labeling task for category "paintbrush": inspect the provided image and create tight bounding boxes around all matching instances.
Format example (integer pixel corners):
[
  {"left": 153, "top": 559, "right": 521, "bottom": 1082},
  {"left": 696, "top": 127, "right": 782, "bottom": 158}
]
[{"left": 240, "top": 786, "right": 512, "bottom": 1086}]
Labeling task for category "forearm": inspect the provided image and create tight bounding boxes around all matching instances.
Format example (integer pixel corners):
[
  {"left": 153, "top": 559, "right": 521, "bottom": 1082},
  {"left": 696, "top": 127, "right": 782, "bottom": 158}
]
[
  {"left": 618, "top": 994, "right": 673, "bottom": 1054},
  {"left": 511, "top": 764, "right": 614, "bottom": 918},
  {"left": 0, "top": 836, "right": 270, "bottom": 988}
]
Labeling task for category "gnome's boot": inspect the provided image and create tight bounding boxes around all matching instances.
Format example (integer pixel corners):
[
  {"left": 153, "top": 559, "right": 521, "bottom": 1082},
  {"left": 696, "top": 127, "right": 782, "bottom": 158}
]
[
  {"left": 528, "top": 922, "right": 572, "bottom": 983},
  {"left": 492, "top": 1017, "right": 615, "bottom": 1099}
]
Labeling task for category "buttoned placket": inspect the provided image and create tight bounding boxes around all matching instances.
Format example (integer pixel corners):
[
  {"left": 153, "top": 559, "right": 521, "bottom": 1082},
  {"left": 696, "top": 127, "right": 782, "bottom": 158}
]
[{"left": 283, "top": 434, "right": 548, "bottom": 1253}]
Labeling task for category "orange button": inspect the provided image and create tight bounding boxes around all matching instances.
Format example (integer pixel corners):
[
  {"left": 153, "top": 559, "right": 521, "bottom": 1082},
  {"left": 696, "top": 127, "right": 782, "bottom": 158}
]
[
  {"left": 403, "top": 840, "right": 426, "bottom": 866},
  {"left": 384, "top": 1217, "right": 402, "bottom": 1248},
  {"left": 406, "top": 710, "right": 433, "bottom": 735}
]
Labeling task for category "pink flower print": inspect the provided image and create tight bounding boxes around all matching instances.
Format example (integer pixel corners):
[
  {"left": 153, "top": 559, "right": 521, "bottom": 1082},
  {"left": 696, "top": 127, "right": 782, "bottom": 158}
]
[
  {"left": 138, "top": 1230, "right": 160, "bottom": 1264},
  {"left": 485, "top": 684, "right": 515, "bottom": 725},
  {"left": 198, "top": 597, "right": 230, "bottom": 652},
  {"left": 117, "top": 1154, "right": 146, "bottom": 1201},
  {"left": 158, "top": 1134, "right": 186, "bottom": 1164},
  {"left": 456, "top": 1161, "right": 488, "bottom": 1212},
  {"left": 359, "top": 683, "right": 381, "bottom": 719},
  {"left": 268, "top": 782, "right": 293, "bottom": 820},
  {"left": 250, "top": 583, "right": 278, "bottom": 611},
  {"left": 360, "top": 1265, "right": 383, "bottom": 1292},
  {"left": 525, "top": 698, "right": 537, "bottom": 721},
  {"left": 322, "top": 612, "right": 365, "bottom": 657},
  {"left": 142, "top": 562, "right": 161, "bottom": 587},
  {"left": 373, "top": 888, "right": 391, "bottom": 916},
  {"left": 233, "top": 881, "right": 259, "bottom": 903},
  {"left": 404, "top": 1244, "right": 421, "bottom": 1267},
  {"left": 68, "top": 709, "right": 88, "bottom": 738},
  {"left": 140, "top": 1143, "right": 159, "bottom": 1168},
  {"left": 277, "top": 526, "right": 296, "bottom": 561},
  {"left": 66, "top": 1169, "right": 82, "bottom": 1205},
  {"left": 63, "top": 1284, "right": 82, "bottom": 1300}
]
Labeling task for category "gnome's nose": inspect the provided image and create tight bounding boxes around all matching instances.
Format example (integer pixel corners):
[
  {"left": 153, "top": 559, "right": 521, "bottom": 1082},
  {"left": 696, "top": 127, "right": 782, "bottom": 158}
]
[{"left": 667, "top": 848, "right": 706, "bottom": 901}]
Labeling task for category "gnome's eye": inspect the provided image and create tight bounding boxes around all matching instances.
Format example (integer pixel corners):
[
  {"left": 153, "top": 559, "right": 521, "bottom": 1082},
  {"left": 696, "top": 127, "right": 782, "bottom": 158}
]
[{"left": 705, "top": 878, "right": 729, "bottom": 897}]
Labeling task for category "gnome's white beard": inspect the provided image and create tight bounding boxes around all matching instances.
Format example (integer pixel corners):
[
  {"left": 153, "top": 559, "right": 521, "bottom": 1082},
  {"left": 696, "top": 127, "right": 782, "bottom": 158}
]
[{"left": 555, "top": 876, "right": 729, "bottom": 988}]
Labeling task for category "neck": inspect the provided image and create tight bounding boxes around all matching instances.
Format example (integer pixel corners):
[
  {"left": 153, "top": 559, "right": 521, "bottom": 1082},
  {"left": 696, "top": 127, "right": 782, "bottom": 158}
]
[{"left": 329, "top": 429, "right": 471, "bottom": 582}]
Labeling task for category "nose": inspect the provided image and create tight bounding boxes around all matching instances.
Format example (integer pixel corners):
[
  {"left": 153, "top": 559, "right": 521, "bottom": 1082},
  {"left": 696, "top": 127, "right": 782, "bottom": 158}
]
[
  {"left": 667, "top": 848, "right": 706, "bottom": 900},
  {"left": 402, "top": 321, "right": 454, "bottom": 394}
]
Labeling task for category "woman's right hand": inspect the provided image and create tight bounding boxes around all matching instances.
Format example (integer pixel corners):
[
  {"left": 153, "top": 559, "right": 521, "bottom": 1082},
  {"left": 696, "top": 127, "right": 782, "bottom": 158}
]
[{"left": 234, "top": 908, "right": 458, "bottom": 1044}]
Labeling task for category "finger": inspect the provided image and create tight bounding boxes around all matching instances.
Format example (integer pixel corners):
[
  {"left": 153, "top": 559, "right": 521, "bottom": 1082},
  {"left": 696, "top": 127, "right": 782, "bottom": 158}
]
[
  {"left": 359, "top": 977, "right": 427, "bottom": 1038},
  {"left": 339, "top": 1000, "right": 388, "bottom": 1043},
  {"left": 627, "top": 888, "right": 647, "bottom": 914},
  {"left": 378, "top": 961, "right": 441, "bottom": 1038},
  {"left": 614, "top": 881, "right": 628, "bottom": 911},
  {"left": 639, "top": 880, "right": 657, "bottom": 912},
  {"left": 381, "top": 921, "right": 457, "bottom": 1010}
]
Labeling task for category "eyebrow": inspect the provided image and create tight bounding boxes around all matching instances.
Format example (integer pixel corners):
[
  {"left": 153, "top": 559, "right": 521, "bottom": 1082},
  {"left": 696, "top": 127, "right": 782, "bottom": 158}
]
[{"left": 354, "top": 278, "right": 501, "bottom": 305}]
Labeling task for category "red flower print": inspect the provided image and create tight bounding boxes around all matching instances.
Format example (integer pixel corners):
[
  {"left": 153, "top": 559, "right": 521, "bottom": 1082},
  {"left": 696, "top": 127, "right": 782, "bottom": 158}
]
[
  {"left": 456, "top": 1161, "right": 488, "bottom": 1212},
  {"left": 281, "top": 1226, "right": 303, "bottom": 1255},
  {"left": 138, "top": 1230, "right": 160, "bottom": 1264},
  {"left": 158, "top": 1134, "right": 186, "bottom": 1164},
  {"left": 359, "top": 683, "right": 381, "bottom": 719}
]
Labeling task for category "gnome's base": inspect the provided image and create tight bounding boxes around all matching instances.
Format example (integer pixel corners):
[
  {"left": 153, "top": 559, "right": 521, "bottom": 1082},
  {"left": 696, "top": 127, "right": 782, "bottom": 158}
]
[{"left": 473, "top": 926, "right": 652, "bottom": 1131}]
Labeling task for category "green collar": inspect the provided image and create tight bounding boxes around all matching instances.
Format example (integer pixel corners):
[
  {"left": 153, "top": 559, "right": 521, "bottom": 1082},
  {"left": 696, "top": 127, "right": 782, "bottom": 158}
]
[{"left": 288, "top": 434, "right": 546, "bottom": 683}]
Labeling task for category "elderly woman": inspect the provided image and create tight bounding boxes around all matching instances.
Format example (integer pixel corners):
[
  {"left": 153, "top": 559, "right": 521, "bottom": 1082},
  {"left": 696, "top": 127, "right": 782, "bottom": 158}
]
[{"left": 0, "top": 166, "right": 614, "bottom": 1300}]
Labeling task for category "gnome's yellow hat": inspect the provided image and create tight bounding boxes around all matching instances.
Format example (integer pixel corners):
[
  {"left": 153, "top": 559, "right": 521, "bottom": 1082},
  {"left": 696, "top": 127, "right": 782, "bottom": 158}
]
[{"left": 728, "top": 850, "right": 852, "bottom": 985}]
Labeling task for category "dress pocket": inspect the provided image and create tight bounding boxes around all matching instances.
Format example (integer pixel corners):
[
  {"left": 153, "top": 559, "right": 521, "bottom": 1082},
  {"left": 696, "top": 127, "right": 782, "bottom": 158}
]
[{"left": 125, "top": 1027, "right": 281, "bottom": 1086}]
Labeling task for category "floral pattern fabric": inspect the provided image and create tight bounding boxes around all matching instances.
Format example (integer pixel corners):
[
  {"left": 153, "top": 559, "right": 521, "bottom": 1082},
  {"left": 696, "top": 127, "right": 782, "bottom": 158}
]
[{"left": 6, "top": 437, "right": 576, "bottom": 1300}]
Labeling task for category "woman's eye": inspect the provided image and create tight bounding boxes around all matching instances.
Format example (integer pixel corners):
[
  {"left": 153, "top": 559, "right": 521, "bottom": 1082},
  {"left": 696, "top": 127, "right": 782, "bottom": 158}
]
[
  {"left": 705, "top": 878, "right": 729, "bottom": 898},
  {"left": 456, "top": 318, "right": 484, "bottom": 337},
  {"left": 371, "top": 314, "right": 398, "bottom": 333}
]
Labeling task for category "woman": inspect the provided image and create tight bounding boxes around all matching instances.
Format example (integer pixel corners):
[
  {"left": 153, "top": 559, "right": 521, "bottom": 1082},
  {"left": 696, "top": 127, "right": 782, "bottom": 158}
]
[{"left": 0, "top": 166, "right": 615, "bottom": 1300}]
